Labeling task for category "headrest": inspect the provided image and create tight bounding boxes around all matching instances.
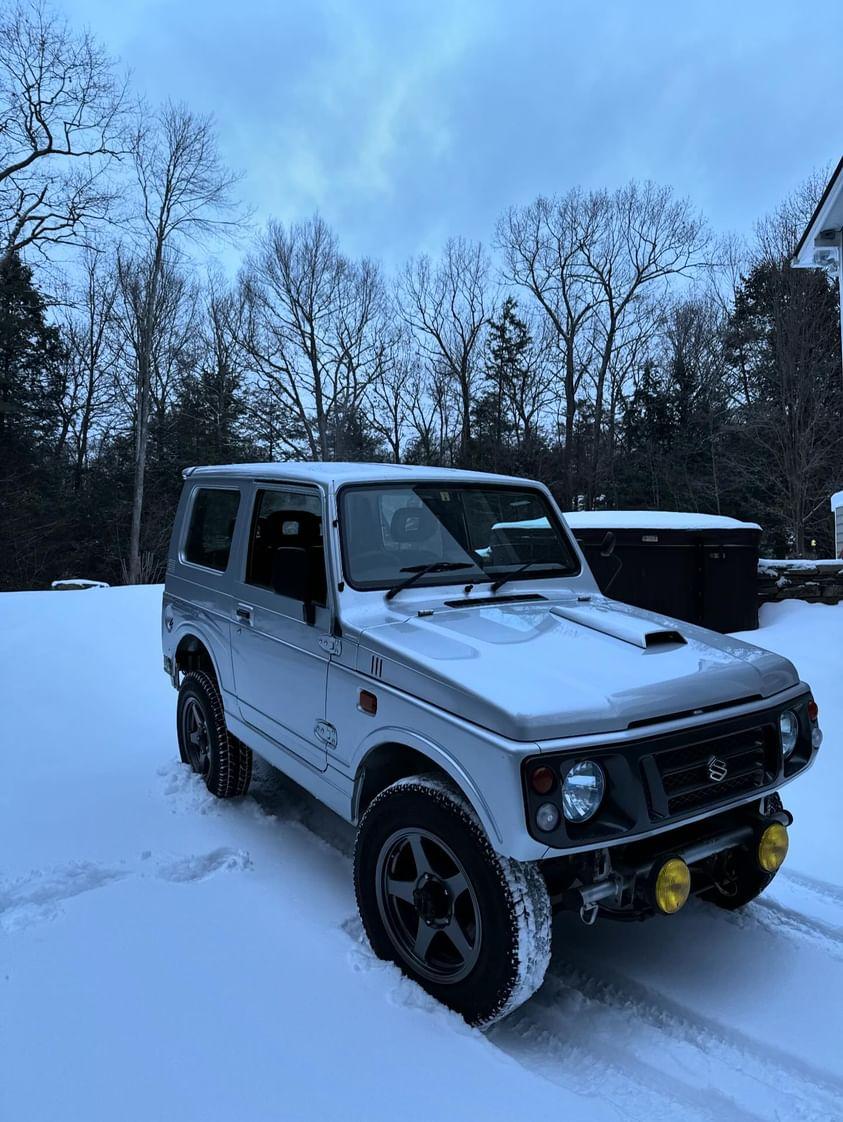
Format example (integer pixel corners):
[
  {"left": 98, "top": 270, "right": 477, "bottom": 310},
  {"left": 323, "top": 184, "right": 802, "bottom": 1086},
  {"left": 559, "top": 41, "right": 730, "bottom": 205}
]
[
  {"left": 390, "top": 505, "right": 436, "bottom": 543},
  {"left": 262, "top": 509, "right": 321, "bottom": 546}
]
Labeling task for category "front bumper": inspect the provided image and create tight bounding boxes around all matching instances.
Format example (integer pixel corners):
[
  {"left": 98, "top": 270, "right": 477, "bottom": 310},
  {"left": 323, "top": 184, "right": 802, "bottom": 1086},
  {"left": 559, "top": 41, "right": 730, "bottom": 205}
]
[{"left": 544, "top": 796, "right": 791, "bottom": 920}]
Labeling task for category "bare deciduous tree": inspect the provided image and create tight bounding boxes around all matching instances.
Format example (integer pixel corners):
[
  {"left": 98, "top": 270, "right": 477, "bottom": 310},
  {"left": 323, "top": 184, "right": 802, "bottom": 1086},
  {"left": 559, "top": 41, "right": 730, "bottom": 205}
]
[
  {"left": 499, "top": 182, "right": 708, "bottom": 505},
  {"left": 362, "top": 325, "right": 427, "bottom": 464},
  {"left": 242, "top": 215, "right": 387, "bottom": 461},
  {"left": 122, "top": 103, "right": 240, "bottom": 582},
  {"left": 0, "top": 0, "right": 125, "bottom": 261},
  {"left": 57, "top": 247, "right": 121, "bottom": 487},
  {"left": 498, "top": 191, "right": 602, "bottom": 503},
  {"left": 397, "top": 237, "right": 489, "bottom": 466}
]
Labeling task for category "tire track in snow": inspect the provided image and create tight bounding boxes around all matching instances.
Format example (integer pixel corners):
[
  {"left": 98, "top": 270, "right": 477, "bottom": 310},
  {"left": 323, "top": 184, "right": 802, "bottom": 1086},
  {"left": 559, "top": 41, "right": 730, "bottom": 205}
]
[
  {"left": 780, "top": 867, "right": 843, "bottom": 909},
  {"left": 0, "top": 863, "right": 129, "bottom": 933},
  {"left": 168, "top": 762, "right": 843, "bottom": 1119},
  {"left": 491, "top": 976, "right": 766, "bottom": 1122},
  {"left": 701, "top": 894, "right": 843, "bottom": 961},
  {"left": 750, "top": 896, "right": 843, "bottom": 957},
  {"left": 342, "top": 905, "right": 756, "bottom": 1121},
  {"left": 492, "top": 955, "right": 843, "bottom": 1122},
  {"left": 0, "top": 847, "right": 252, "bottom": 932}
]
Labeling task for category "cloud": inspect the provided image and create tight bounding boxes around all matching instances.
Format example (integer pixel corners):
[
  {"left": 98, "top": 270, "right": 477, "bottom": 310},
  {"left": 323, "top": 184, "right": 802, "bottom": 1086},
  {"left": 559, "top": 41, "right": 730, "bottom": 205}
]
[{"left": 62, "top": 0, "right": 843, "bottom": 269}]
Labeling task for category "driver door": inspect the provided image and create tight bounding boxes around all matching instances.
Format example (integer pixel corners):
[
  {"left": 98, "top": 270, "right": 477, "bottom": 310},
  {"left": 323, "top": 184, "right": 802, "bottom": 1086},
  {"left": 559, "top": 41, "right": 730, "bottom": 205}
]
[{"left": 230, "top": 484, "right": 332, "bottom": 771}]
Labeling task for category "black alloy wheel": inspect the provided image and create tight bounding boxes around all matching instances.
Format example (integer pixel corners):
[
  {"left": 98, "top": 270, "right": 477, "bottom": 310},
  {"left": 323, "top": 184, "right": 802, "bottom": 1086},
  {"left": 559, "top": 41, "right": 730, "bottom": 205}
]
[
  {"left": 181, "top": 695, "right": 211, "bottom": 776},
  {"left": 354, "top": 777, "right": 552, "bottom": 1026},
  {"left": 176, "top": 670, "right": 252, "bottom": 798},
  {"left": 375, "top": 827, "right": 482, "bottom": 984}
]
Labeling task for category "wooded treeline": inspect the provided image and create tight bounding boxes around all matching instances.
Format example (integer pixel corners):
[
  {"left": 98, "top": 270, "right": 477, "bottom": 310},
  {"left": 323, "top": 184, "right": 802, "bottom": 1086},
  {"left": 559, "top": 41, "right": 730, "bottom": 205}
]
[{"left": 1, "top": 1, "right": 842, "bottom": 590}]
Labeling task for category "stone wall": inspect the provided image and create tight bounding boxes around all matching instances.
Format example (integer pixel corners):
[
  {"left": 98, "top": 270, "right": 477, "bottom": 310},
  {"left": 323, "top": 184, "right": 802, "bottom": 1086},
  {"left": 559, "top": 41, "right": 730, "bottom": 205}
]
[{"left": 758, "top": 560, "right": 843, "bottom": 605}]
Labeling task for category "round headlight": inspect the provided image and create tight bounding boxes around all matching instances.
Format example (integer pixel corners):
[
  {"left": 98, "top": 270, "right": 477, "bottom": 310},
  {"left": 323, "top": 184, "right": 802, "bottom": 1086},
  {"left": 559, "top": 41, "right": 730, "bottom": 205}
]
[
  {"left": 561, "top": 760, "right": 605, "bottom": 822},
  {"left": 780, "top": 710, "right": 799, "bottom": 757}
]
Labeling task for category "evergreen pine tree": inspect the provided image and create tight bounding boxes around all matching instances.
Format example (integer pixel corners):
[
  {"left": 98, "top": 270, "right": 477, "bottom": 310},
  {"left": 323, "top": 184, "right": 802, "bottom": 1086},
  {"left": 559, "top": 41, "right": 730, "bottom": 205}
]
[{"left": 480, "top": 297, "right": 532, "bottom": 471}]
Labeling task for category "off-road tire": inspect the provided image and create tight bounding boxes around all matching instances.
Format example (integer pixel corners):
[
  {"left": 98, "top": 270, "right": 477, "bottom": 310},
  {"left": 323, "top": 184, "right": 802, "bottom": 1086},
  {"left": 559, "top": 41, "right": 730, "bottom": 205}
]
[
  {"left": 353, "top": 776, "right": 551, "bottom": 1027},
  {"left": 177, "top": 670, "right": 252, "bottom": 798},
  {"left": 699, "top": 846, "right": 773, "bottom": 910}
]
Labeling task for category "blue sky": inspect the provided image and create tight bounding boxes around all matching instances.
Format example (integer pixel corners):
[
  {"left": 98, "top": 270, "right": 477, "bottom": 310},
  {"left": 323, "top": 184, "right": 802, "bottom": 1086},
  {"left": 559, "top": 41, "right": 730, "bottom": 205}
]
[{"left": 64, "top": 0, "right": 843, "bottom": 268}]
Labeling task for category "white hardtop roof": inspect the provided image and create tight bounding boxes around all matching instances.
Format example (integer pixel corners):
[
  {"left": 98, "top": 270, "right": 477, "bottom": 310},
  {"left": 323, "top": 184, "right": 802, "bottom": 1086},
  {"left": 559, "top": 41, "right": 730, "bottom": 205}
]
[
  {"left": 563, "top": 510, "right": 761, "bottom": 531},
  {"left": 183, "top": 461, "right": 533, "bottom": 488}
]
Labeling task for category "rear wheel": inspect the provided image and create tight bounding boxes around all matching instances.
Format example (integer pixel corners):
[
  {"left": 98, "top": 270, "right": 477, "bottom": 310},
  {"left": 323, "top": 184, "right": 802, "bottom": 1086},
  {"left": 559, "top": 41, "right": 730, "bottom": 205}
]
[
  {"left": 177, "top": 670, "right": 252, "bottom": 799},
  {"left": 354, "top": 776, "right": 551, "bottom": 1026}
]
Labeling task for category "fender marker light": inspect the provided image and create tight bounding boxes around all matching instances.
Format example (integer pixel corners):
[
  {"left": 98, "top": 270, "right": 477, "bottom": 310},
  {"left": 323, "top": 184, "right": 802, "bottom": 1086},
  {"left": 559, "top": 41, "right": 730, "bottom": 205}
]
[{"left": 358, "top": 690, "right": 378, "bottom": 716}]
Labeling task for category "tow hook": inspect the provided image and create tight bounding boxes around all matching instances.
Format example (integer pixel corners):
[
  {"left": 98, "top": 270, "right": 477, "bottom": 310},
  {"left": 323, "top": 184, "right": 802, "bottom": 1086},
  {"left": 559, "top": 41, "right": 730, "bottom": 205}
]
[{"left": 579, "top": 902, "right": 599, "bottom": 926}]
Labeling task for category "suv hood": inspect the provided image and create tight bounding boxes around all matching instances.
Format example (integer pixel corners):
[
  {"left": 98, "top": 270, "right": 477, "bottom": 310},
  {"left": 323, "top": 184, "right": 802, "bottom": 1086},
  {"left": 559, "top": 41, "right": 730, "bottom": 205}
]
[{"left": 357, "top": 597, "right": 798, "bottom": 741}]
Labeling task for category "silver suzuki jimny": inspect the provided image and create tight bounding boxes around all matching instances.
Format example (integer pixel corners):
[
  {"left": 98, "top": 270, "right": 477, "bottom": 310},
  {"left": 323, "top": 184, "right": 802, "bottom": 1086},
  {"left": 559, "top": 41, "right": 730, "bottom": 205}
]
[{"left": 162, "top": 462, "right": 821, "bottom": 1025}]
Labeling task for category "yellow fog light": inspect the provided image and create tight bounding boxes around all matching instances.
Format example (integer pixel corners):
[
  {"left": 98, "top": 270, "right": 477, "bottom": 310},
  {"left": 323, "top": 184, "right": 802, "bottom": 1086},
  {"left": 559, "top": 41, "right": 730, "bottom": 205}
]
[
  {"left": 758, "top": 823, "right": 789, "bottom": 873},
  {"left": 654, "top": 857, "right": 691, "bottom": 914}
]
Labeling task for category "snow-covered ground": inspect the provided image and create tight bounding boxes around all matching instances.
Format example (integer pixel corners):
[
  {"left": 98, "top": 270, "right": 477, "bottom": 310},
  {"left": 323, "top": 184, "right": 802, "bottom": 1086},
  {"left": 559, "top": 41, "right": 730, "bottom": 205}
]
[{"left": 2, "top": 588, "right": 842, "bottom": 1122}]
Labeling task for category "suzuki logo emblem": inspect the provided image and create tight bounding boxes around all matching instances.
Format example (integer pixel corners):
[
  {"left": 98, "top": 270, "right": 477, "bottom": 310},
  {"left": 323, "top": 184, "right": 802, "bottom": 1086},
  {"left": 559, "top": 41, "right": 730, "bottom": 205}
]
[{"left": 707, "top": 756, "right": 728, "bottom": 782}]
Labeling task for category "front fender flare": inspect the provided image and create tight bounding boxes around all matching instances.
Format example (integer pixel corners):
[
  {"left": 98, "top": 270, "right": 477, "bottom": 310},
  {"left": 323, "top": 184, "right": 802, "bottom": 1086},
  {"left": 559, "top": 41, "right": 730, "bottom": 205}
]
[{"left": 352, "top": 724, "right": 503, "bottom": 846}]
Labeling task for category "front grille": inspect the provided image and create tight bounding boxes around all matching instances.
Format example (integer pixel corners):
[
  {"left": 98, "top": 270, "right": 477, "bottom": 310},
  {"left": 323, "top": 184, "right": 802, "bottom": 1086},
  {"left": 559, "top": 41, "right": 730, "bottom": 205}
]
[{"left": 650, "top": 723, "right": 775, "bottom": 818}]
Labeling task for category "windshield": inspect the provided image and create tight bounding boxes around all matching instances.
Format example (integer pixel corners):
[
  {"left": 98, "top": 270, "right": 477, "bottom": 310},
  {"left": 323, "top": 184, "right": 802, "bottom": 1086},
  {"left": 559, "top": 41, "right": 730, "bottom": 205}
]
[{"left": 339, "top": 483, "right": 580, "bottom": 592}]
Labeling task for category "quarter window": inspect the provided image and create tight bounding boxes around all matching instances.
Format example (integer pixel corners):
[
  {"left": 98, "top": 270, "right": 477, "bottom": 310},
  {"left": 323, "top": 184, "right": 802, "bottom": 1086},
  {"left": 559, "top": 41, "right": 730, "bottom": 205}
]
[{"left": 184, "top": 488, "right": 241, "bottom": 572}]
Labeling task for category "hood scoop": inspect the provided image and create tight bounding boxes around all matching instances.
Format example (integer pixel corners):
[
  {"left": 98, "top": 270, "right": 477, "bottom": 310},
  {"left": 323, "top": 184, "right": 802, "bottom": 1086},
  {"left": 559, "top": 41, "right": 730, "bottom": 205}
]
[{"left": 551, "top": 604, "right": 687, "bottom": 650}]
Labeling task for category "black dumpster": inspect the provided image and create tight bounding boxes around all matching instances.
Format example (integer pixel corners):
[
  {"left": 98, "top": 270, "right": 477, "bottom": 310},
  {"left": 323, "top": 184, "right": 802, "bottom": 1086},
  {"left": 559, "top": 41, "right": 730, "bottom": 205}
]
[{"left": 564, "top": 512, "right": 761, "bottom": 633}]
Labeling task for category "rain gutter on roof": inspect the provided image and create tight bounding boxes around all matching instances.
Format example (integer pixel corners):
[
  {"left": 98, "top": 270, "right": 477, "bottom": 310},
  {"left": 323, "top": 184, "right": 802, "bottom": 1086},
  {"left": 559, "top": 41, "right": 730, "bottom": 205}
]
[{"left": 792, "top": 156, "right": 843, "bottom": 268}]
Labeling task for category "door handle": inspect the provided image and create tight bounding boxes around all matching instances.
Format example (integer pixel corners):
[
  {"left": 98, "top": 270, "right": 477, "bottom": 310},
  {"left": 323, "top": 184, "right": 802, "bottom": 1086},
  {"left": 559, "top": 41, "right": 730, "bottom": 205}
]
[{"left": 235, "top": 603, "right": 253, "bottom": 624}]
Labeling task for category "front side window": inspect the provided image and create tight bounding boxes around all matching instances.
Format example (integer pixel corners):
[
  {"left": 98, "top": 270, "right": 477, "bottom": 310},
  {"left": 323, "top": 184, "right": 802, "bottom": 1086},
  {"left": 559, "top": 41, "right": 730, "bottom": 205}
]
[
  {"left": 246, "top": 488, "right": 327, "bottom": 606},
  {"left": 339, "top": 483, "right": 579, "bottom": 591},
  {"left": 184, "top": 487, "right": 240, "bottom": 572}
]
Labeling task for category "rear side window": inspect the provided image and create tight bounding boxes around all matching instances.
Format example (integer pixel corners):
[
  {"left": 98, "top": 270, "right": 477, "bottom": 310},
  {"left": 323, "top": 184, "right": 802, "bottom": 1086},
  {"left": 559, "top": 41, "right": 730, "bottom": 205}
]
[{"left": 184, "top": 488, "right": 240, "bottom": 572}]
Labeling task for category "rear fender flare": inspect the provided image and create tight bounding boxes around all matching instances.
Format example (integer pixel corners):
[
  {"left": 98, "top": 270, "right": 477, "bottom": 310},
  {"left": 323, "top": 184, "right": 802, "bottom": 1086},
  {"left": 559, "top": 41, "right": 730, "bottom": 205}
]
[{"left": 171, "top": 623, "right": 225, "bottom": 691}]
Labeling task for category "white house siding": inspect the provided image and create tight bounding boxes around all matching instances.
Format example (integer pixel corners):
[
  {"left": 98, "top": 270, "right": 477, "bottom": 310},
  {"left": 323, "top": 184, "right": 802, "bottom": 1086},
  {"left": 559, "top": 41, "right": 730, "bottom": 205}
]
[{"left": 832, "top": 491, "right": 843, "bottom": 557}]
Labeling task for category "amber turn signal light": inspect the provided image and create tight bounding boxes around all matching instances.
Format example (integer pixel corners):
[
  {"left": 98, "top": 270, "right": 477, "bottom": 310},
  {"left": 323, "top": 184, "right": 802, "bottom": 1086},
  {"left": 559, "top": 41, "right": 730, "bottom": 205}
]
[{"left": 530, "top": 766, "right": 555, "bottom": 795}]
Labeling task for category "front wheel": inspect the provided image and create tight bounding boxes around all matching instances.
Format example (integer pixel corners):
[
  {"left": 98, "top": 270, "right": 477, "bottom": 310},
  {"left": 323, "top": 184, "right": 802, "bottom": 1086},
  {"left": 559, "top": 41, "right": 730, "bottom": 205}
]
[{"left": 353, "top": 776, "right": 551, "bottom": 1027}]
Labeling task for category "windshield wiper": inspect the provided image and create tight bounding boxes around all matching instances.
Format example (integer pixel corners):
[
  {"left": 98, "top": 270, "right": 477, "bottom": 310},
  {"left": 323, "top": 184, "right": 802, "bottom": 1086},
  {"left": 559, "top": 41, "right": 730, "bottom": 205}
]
[
  {"left": 385, "top": 562, "right": 476, "bottom": 601},
  {"left": 490, "top": 560, "right": 566, "bottom": 593}
]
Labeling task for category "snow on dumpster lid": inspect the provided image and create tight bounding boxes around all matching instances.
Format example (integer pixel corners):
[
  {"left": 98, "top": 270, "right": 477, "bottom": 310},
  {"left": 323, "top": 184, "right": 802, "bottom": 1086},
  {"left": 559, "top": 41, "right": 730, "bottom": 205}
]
[
  {"left": 562, "top": 510, "right": 761, "bottom": 531},
  {"left": 832, "top": 491, "right": 843, "bottom": 511}
]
